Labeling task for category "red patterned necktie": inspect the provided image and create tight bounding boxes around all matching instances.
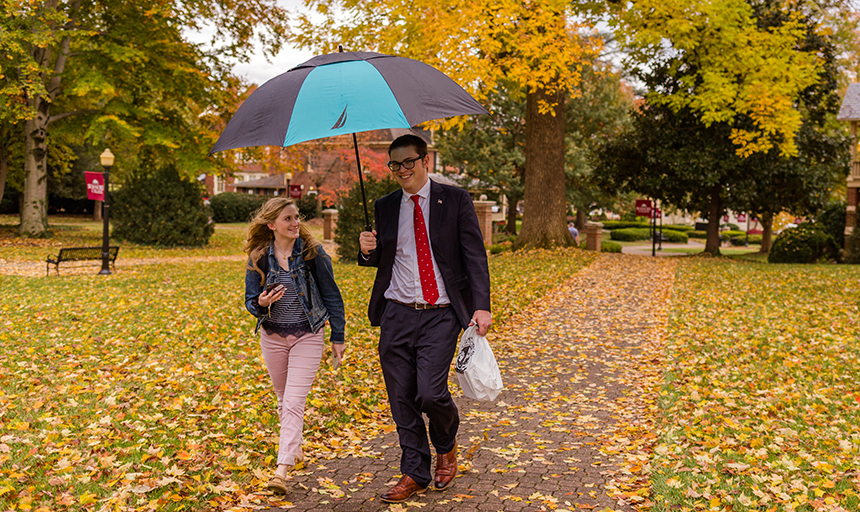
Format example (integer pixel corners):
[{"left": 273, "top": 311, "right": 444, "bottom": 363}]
[{"left": 411, "top": 195, "right": 439, "bottom": 305}]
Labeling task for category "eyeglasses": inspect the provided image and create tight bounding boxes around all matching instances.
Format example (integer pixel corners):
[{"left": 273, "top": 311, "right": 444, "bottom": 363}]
[{"left": 387, "top": 154, "right": 426, "bottom": 172}]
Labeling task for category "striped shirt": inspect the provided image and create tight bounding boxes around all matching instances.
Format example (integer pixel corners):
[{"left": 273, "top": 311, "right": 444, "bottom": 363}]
[{"left": 262, "top": 267, "right": 310, "bottom": 337}]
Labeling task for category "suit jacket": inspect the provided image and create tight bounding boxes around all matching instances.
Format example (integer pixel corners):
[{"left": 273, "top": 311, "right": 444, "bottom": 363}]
[{"left": 359, "top": 180, "right": 491, "bottom": 329}]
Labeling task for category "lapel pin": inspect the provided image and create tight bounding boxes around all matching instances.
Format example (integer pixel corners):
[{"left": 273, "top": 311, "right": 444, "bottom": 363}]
[{"left": 438, "top": 199, "right": 442, "bottom": 204}]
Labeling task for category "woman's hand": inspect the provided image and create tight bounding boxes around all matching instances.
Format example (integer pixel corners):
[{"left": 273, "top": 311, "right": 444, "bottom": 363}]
[
  {"left": 332, "top": 343, "right": 346, "bottom": 361},
  {"left": 258, "top": 286, "right": 285, "bottom": 308}
]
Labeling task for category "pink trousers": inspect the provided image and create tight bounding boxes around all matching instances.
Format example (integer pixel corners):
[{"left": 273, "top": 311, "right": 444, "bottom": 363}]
[{"left": 259, "top": 328, "right": 325, "bottom": 465}]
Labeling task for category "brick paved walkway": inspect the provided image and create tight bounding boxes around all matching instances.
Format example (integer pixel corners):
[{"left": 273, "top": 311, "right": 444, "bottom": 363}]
[{"left": 259, "top": 253, "right": 676, "bottom": 512}]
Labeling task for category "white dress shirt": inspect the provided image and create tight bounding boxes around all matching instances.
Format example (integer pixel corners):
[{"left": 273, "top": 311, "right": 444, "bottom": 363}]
[{"left": 383, "top": 179, "right": 450, "bottom": 305}]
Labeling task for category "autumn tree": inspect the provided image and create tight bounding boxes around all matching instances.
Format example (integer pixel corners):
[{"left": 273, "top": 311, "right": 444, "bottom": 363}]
[
  {"left": 435, "top": 81, "right": 526, "bottom": 235},
  {"left": 612, "top": 0, "right": 822, "bottom": 159},
  {"left": 435, "top": 60, "right": 634, "bottom": 235},
  {"left": 292, "top": 0, "right": 603, "bottom": 249},
  {"left": 1, "top": 0, "right": 288, "bottom": 237},
  {"left": 598, "top": 0, "right": 850, "bottom": 254}
]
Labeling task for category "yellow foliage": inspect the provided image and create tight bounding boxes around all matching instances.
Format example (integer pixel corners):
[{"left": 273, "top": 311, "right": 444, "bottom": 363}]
[
  {"left": 292, "top": 0, "right": 603, "bottom": 120},
  {"left": 616, "top": 0, "right": 821, "bottom": 157}
]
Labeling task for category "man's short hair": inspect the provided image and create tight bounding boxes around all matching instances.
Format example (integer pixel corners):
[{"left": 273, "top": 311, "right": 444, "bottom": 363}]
[{"left": 389, "top": 133, "right": 428, "bottom": 156}]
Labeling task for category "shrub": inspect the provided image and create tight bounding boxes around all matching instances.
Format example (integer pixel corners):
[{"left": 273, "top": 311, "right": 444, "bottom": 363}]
[
  {"left": 845, "top": 228, "right": 860, "bottom": 264},
  {"left": 335, "top": 175, "right": 401, "bottom": 262},
  {"left": 688, "top": 230, "right": 707, "bottom": 239},
  {"left": 601, "top": 220, "right": 650, "bottom": 230},
  {"left": 610, "top": 227, "right": 652, "bottom": 241},
  {"left": 577, "top": 240, "right": 622, "bottom": 252},
  {"left": 601, "top": 240, "right": 622, "bottom": 253},
  {"left": 492, "top": 233, "right": 517, "bottom": 245},
  {"left": 489, "top": 242, "right": 513, "bottom": 255},
  {"left": 113, "top": 165, "right": 214, "bottom": 247},
  {"left": 814, "top": 200, "right": 846, "bottom": 249},
  {"left": 0, "top": 189, "right": 19, "bottom": 214},
  {"left": 209, "top": 192, "right": 267, "bottom": 223},
  {"left": 664, "top": 224, "right": 694, "bottom": 232},
  {"left": 296, "top": 193, "right": 328, "bottom": 220},
  {"left": 661, "top": 230, "right": 689, "bottom": 243},
  {"left": 768, "top": 224, "right": 839, "bottom": 264},
  {"left": 729, "top": 234, "right": 762, "bottom": 246}
]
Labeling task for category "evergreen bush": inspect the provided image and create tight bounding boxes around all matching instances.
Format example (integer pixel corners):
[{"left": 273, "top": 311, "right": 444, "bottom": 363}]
[
  {"left": 688, "top": 230, "right": 707, "bottom": 239},
  {"left": 845, "top": 228, "right": 860, "bottom": 264},
  {"left": 610, "top": 227, "right": 652, "bottom": 241},
  {"left": 664, "top": 224, "right": 694, "bottom": 232},
  {"left": 578, "top": 240, "right": 622, "bottom": 252},
  {"left": 661, "top": 230, "right": 689, "bottom": 243},
  {"left": 209, "top": 192, "right": 267, "bottom": 223},
  {"left": 296, "top": 194, "right": 326, "bottom": 220},
  {"left": 768, "top": 224, "right": 839, "bottom": 264},
  {"left": 814, "top": 200, "right": 846, "bottom": 249},
  {"left": 601, "top": 220, "right": 650, "bottom": 230},
  {"left": 335, "top": 175, "right": 401, "bottom": 262},
  {"left": 729, "top": 234, "right": 761, "bottom": 246},
  {"left": 112, "top": 165, "right": 214, "bottom": 247}
]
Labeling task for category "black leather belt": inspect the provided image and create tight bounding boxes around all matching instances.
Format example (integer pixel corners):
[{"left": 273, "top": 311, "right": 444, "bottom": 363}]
[{"left": 389, "top": 298, "right": 451, "bottom": 310}]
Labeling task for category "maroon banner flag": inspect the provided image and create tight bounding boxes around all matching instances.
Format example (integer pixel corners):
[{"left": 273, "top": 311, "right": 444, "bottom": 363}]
[
  {"left": 85, "top": 172, "right": 105, "bottom": 201},
  {"left": 289, "top": 184, "right": 302, "bottom": 198},
  {"left": 737, "top": 213, "right": 747, "bottom": 222},
  {"left": 635, "top": 199, "right": 652, "bottom": 217}
]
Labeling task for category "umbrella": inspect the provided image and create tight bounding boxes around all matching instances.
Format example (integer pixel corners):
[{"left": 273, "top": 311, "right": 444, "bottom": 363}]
[{"left": 210, "top": 47, "right": 489, "bottom": 230}]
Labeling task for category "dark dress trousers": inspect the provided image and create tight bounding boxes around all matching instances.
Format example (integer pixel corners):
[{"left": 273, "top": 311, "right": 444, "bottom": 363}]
[{"left": 359, "top": 180, "right": 491, "bottom": 487}]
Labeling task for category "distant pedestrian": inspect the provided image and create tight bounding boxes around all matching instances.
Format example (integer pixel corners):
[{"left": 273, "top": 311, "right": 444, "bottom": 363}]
[
  {"left": 358, "top": 134, "right": 492, "bottom": 503},
  {"left": 243, "top": 197, "right": 346, "bottom": 495},
  {"left": 568, "top": 222, "right": 580, "bottom": 245}
]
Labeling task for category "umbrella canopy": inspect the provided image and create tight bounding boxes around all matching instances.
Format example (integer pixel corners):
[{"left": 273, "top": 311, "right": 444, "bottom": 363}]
[{"left": 210, "top": 51, "right": 489, "bottom": 154}]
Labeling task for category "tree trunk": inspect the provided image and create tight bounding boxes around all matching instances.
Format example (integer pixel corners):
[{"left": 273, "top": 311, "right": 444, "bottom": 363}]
[
  {"left": 704, "top": 185, "right": 722, "bottom": 255},
  {"left": 0, "top": 143, "right": 7, "bottom": 205},
  {"left": 19, "top": 1, "right": 77, "bottom": 237},
  {"left": 759, "top": 213, "right": 774, "bottom": 253},
  {"left": 505, "top": 194, "right": 518, "bottom": 235},
  {"left": 515, "top": 86, "right": 570, "bottom": 249},
  {"left": 20, "top": 113, "right": 49, "bottom": 237},
  {"left": 93, "top": 200, "right": 102, "bottom": 221},
  {"left": 576, "top": 208, "right": 586, "bottom": 231}
]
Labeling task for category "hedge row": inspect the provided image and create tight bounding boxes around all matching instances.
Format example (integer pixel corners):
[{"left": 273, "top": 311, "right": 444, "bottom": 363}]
[
  {"left": 600, "top": 221, "right": 651, "bottom": 230},
  {"left": 610, "top": 228, "right": 688, "bottom": 243},
  {"left": 664, "top": 224, "right": 695, "bottom": 232}
]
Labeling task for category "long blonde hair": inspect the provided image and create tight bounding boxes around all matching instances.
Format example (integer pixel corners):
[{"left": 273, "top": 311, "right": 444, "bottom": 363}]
[{"left": 244, "top": 197, "right": 320, "bottom": 284}]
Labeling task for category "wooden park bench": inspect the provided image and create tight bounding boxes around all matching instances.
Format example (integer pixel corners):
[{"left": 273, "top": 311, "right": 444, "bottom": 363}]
[{"left": 46, "top": 246, "right": 119, "bottom": 276}]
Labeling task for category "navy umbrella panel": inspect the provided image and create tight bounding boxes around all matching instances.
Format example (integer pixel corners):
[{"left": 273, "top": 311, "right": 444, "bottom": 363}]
[{"left": 210, "top": 51, "right": 489, "bottom": 154}]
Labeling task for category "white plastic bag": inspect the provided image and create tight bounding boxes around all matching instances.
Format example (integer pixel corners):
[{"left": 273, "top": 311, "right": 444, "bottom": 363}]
[{"left": 455, "top": 325, "right": 503, "bottom": 401}]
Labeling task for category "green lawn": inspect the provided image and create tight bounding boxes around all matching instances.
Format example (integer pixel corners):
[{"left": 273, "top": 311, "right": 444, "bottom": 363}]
[
  {"left": 652, "top": 259, "right": 860, "bottom": 512},
  {"left": 0, "top": 225, "right": 595, "bottom": 511}
]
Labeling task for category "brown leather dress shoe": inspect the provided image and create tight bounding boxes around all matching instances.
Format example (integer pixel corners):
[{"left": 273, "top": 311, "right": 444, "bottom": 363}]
[
  {"left": 380, "top": 474, "right": 427, "bottom": 503},
  {"left": 434, "top": 443, "right": 458, "bottom": 490}
]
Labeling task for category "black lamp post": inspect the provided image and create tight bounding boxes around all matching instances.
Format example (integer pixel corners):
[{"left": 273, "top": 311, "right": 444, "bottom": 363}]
[{"left": 98, "top": 149, "right": 114, "bottom": 275}]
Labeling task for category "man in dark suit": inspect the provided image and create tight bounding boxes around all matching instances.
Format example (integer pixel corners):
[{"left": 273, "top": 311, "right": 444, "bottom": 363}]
[{"left": 359, "top": 134, "right": 492, "bottom": 503}]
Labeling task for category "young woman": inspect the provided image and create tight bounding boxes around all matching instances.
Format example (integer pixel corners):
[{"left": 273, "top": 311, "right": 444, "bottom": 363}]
[{"left": 244, "top": 197, "right": 346, "bottom": 494}]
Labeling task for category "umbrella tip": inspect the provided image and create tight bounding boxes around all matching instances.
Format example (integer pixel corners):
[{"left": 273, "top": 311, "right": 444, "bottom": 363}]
[{"left": 338, "top": 44, "right": 344, "bottom": 53}]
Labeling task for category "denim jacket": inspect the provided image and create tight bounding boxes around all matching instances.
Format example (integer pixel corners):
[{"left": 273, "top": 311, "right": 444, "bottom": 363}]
[{"left": 244, "top": 238, "right": 345, "bottom": 343}]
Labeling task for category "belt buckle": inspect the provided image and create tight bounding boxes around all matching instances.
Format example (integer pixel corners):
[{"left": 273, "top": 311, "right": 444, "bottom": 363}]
[{"left": 414, "top": 302, "right": 423, "bottom": 310}]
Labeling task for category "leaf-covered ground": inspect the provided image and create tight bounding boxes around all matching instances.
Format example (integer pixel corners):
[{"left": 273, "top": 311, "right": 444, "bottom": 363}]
[
  {"left": 251, "top": 253, "right": 676, "bottom": 512},
  {"left": 0, "top": 235, "right": 595, "bottom": 511},
  {"left": 652, "top": 258, "right": 860, "bottom": 512}
]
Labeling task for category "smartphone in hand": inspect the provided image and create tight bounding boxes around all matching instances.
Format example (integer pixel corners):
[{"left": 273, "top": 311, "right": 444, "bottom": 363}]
[{"left": 266, "top": 282, "right": 285, "bottom": 293}]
